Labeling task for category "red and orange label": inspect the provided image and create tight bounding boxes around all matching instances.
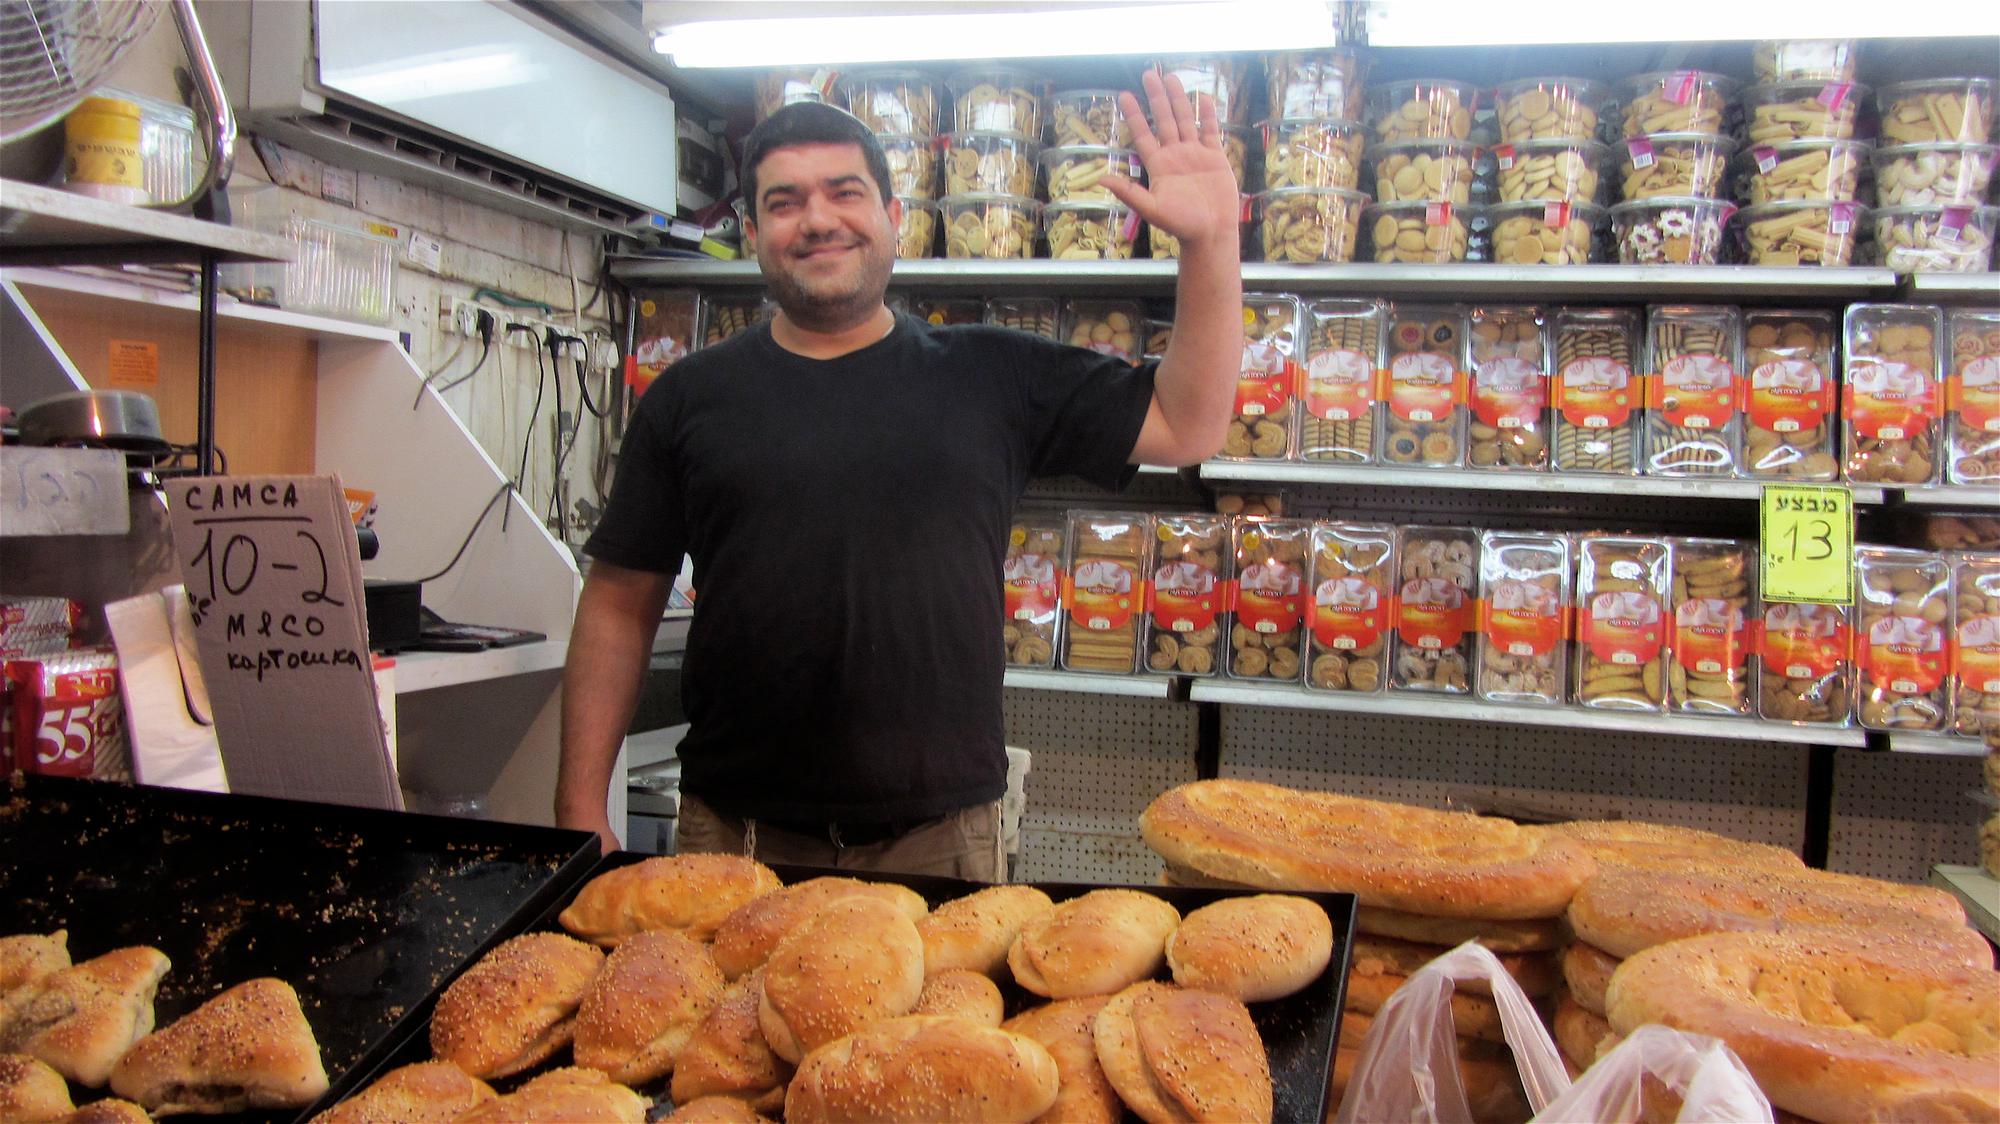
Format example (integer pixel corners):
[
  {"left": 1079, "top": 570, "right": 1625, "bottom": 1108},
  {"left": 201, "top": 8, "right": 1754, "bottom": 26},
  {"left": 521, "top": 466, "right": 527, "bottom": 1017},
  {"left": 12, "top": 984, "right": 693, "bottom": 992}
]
[
  {"left": 1950, "top": 355, "right": 2000, "bottom": 433},
  {"left": 1236, "top": 561, "right": 1304, "bottom": 634},
  {"left": 1957, "top": 613, "right": 2000, "bottom": 694},
  {"left": 1003, "top": 553, "right": 1060, "bottom": 624},
  {"left": 1305, "top": 348, "right": 1378, "bottom": 421},
  {"left": 1149, "top": 561, "right": 1222, "bottom": 632},
  {"left": 1746, "top": 359, "right": 1831, "bottom": 434},
  {"left": 1480, "top": 580, "right": 1563, "bottom": 657},
  {"left": 1674, "top": 598, "right": 1748, "bottom": 674},
  {"left": 1844, "top": 358, "right": 1935, "bottom": 440},
  {"left": 1858, "top": 615, "right": 1946, "bottom": 694},
  {"left": 1312, "top": 577, "right": 1388, "bottom": 651},
  {"left": 1068, "top": 558, "right": 1140, "bottom": 632},
  {"left": 1471, "top": 357, "right": 1547, "bottom": 430},
  {"left": 1396, "top": 578, "right": 1471, "bottom": 650},
  {"left": 1387, "top": 352, "right": 1465, "bottom": 423},
  {"left": 1555, "top": 356, "right": 1636, "bottom": 428},
  {"left": 1652, "top": 353, "right": 1738, "bottom": 430},
  {"left": 1580, "top": 591, "right": 1665, "bottom": 665},
  {"left": 1236, "top": 340, "right": 1298, "bottom": 417},
  {"left": 1760, "top": 604, "right": 1848, "bottom": 678}
]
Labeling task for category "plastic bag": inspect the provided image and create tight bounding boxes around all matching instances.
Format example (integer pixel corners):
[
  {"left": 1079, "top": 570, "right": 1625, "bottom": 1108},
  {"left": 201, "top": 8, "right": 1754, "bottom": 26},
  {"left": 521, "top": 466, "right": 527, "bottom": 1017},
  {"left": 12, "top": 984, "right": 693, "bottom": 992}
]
[
  {"left": 1531, "top": 1025, "right": 1773, "bottom": 1123},
  {"left": 1335, "top": 941, "right": 1569, "bottom": 1123}
]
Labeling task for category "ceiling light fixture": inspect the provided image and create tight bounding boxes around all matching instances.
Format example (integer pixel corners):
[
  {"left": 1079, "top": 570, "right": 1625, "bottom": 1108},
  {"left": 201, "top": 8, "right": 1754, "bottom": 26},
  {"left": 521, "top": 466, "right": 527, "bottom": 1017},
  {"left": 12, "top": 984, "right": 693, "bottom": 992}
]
[{"left": 1364, "top": 0, "right": 2000, "bottom": 46}]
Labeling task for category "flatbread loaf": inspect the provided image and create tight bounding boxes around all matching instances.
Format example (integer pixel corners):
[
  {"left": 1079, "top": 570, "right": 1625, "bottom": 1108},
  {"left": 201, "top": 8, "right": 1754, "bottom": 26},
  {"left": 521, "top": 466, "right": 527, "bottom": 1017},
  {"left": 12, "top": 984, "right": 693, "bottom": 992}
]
[
  {"left": 785, "top": 1015, "right": 1060, "bottom": 1123},
  {"left": 711, "top": 877, "right": 926, "bottom": 981},
  {"left": 670, "top": 969, "right": 792, "bottom": 1114},
  {"left": 1560, "top": 941, "right": 1619, "bottom": 1017},
  {"left": 1350, "top": 935, "right": 1559, "bottom": 998},
  {"left": 573, "top": 929, "right": 726, "bottom": 1085},
  {"left": 1548, "top": 820, "right": 1804, "bottom": 874},
  {"left": 1002, "top": 996, "right": 1120, "bottom": 1124},
  {"left": 430, "top": 932, "right": 604, "bottom": 1079},
  {"left": 918, "top": 885, "right": 1055, "bottom": 979},
  {"left": 1009, "top": 890, "right": 1179, "bottom": 999},
  {"left": 1354, "top": 906, "right": 1564, "bottom": 952},
  {"left": 909, "top": 968, "right": 1003, "bottom": 1026},
  {"left": 456, "top": 1066, "right": 646, "bottom": 1123},
  {"left": 1142, "top": 780, "right": 1590, "bottom": 919},
  {"left": 1094, "top": 982, "right": 1271, "bottom": 1124},
  {"left": 1166, "top": 895, "right": 1333, "bottom": 1002},
  {"left": 1606, "top": 930, "right": 2000, "bottom": 1122},
  {"left": 559, "top": 855, "right": 781, "bottom": 948},
  {"left": 0, "top": 946, "right": 168, "bottom": 1087},
  {"left": 1342, "top": 970, "right": 1510, "bottom": 1044},
  {"left": 1329, "top": 1044, "right": 1529, "bottom": 1124},
  {"left": 308, "top": 1060, "right": 495, "bottom": 1124},
  {"left": 1552, "top": 992, "right": 1616, "bottom": 1071},
  {"left": 758, "top": 896, "right": 925, "bottom": 1065},
  {"left": 109, "top": 977, "right": 328, "bottom": 1115}
]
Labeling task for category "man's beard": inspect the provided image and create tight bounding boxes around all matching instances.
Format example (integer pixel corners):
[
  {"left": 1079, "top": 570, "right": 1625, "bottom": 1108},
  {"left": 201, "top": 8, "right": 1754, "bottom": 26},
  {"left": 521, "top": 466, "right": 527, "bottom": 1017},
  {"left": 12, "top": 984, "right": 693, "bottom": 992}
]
[{"left": 760, "top": 233, "right": 892, "bottom": 332}]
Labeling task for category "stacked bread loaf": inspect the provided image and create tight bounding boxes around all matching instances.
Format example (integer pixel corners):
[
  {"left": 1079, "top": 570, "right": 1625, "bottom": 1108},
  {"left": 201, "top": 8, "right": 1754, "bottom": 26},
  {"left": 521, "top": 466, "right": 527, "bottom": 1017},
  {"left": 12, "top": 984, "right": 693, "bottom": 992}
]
[{"left": 1141, "top": 778, "right": 1595, "bottom": 1123}]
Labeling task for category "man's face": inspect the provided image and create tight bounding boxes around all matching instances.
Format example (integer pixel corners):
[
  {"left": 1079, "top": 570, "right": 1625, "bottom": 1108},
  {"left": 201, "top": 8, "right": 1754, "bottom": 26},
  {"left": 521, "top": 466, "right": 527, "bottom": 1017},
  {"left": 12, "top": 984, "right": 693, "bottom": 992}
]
[{"left": 744, "top": 143, "right": 900, "bottom": 328}]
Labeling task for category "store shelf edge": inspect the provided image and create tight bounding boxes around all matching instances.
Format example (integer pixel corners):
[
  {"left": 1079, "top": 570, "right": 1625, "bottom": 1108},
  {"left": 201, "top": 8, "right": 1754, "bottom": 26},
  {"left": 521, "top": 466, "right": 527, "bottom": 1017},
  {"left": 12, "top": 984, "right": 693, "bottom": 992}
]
[{"left": 1003, "top": 668, "right": 1176, "bottom": 697}]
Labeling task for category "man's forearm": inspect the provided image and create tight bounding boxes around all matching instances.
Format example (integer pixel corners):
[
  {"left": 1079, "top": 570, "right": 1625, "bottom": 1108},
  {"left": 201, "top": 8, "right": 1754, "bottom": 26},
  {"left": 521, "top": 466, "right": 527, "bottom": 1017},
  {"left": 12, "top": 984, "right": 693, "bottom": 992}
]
[
  {"left": 1153, "top": 230, "right": 1244, "bottom": 461},
  {"left": 556, "top": 574, "right": 669, "bottom": 832}
]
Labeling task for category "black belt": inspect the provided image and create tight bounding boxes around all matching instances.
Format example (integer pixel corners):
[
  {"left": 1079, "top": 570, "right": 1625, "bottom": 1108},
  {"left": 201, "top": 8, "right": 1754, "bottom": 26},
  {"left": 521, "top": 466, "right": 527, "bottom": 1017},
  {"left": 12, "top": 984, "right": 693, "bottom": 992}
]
[{"left": 759, "top": 814, "right": 936, "bottom": 848}]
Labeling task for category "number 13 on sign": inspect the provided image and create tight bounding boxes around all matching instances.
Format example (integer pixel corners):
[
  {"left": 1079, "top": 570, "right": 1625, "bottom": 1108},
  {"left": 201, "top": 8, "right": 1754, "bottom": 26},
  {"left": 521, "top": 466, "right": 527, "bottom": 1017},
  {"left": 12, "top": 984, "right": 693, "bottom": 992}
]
[{"left": 1759, "top": 484, "right": 1854, "bottom": 604}]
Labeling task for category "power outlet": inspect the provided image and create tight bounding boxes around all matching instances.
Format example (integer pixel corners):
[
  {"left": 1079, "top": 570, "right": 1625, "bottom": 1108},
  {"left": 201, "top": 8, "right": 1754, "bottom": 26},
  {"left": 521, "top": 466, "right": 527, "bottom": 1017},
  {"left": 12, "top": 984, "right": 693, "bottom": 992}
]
[{"left": 439, "top": 295, "right": 482, "bottom": 338}]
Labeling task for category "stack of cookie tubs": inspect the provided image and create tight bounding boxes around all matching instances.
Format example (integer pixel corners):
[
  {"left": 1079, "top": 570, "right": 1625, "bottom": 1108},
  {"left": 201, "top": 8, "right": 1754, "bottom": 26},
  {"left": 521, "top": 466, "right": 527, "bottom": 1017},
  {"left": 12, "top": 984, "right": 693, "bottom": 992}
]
[
  {"left": 842, "top": 69, "right": 947, "bottom": 259},
  {"left": 1488, "top": 77, "right": 1610, "bottom": 267},
  {"left": 1258, "top": 50, "right": 1372, "bottom": 265},
  {"left": 1609, "top": 69, "right": 1740, "bottom": 266},
  {"left": 1359, "top": 80, "right": 1481, "bottom": 265}
]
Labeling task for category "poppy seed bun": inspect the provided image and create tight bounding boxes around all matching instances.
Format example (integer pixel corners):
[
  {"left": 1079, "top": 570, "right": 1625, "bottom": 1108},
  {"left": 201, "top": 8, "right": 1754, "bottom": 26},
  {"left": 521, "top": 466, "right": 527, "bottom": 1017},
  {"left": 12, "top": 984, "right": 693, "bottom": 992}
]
[{"left": 1165, "top": 895, "right": 1333, "bottom": 1002}]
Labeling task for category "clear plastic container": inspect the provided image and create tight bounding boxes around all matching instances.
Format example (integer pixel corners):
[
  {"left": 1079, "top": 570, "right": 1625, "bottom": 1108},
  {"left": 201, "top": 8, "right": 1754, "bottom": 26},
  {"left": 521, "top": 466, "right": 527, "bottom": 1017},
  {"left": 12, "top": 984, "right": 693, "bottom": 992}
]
[
  {"left": 1754, "top": 39, "right": 1859, "bottom": 84},
  {"left": 1379, "top": 303, "right": 1469, "bottom": 468},
  {"left": 940, "top": 193, "right": 1041, "bottom": 259},
  {"left": 843, "top": 69, "right": 941, "bottom": 137},
  {"left": 1147, "top": 223, "right": 1183, "bottom": 261},
  {"left": 1873, "top": 204, "right": 1999, "bottom": 274},
  {"left": 1609, "top": 197, "right": 1735, "bottom": 265},
  {"left": 1219, "top": 124, "right": 1254, "bottom": 192},
  {"left": 1552, "top": 307, "right": 1642, "bottom": 474},
  {"left": 1759, "top": 601, "right": 1852, "bottom": 726},
  {"left": 1741, "top": 309, "right": 1840, "bottom": 480},
  {"left": 1854, "top": 547, "right": 1953, "bottom": 732},
  {"left": 1153, "top": 55, "right": 1253, "bottom": 127},
  {"left": 1946, "top": 309, "right": 2000, "bottom": 486},
  {"left": 754, "top": 68, "right": 837, "bottom": 121},
  {"left": 1388, "top": 526, "right": 1479, "bottom": 694},
  {"left": 1043, "top": 200, "right": 1139, "bottom": 260},
  {"left": 1645, "top": 305, "right": 1742, "bottom": 477},
  {"left": 1477, "top": 531, "right": 1571, "bottom": 707},
  {"left": 1492, "top": 139, "right": 1605, "bottom": 204},
  {"left": 1061, "top": 299, "right": 1143, "bottom": 364},
  {"left": 1146, "top": 514, "right": 1230, "bottom": 677},
  {"left": 1220, "top": 295, "right": 1304, "bottom": 460},
  {"left": 1306, "top": 521, "right": 1396, "bottom": 693},
  {"left": 1257, "top": 186, "right": 1366, "bottom": 263},
  {"left": 223, "top": 187, "right": 397, "bottom": 327},
  {"left": 1878, "top": 78, "right": 1995, "bottom": 145},
  {"left": 1487, "top": 200, "right": 1602, "bottom": 265},
  {"left": 1227, "top": 518, "right": 1312, "bottom": 682},
  {"left": 1050, "top": 89, "right": 1132, "bottom": 147},
  {"left": 984, "top": 296, "right": 1059, "bottom": 339},
  {"left": 1039, "top": 145, "right": 1140, "bottom": 203},
  {"left": 894, "top": 196, "right": 938, "bottom": 258},
  {"left": 1668, "top": 539, "right": 1757, "bottom": 716},
  {"left": 1952, "top": 553, "right": 2000, "bottom": 736},
  {"left": 1872, "top": 142, "right": 2000, "bottom": 207},
  {"left": 1575, "top": 534, "right": 1672, "bottom": 712},
  {"left": 87, "top": 87, "right": 197, "bottom": 206},
  {"left": 1732, "top": 200, "right": 1864, "bottom": 267},
  {"left": 697, "top": 294, "right": 774, "bottom": 348},
  {"left": 1301, "top": 298, "right": 1384, "bottom": 464},
  {"left": 1369, "top": 140, "right": 1480, "bottom": 204},
  {"left": 1060, "top": 511, "right": 1151, "bottom": 675},
  {"left": 1619, "top": 70, "right": 1738, "bottom": 138},
  {"left": 1142, "top": 316, "right": 1175, "bottom": 359},
  {"left": 1735, "top": 138, "right": 1869, "bottom": 205},
  {"left": 1742, "top": 80, "right": 1868, "bottom": 145},
  {"left": 879, "top": 134, "right": 939, "bottom": 199},
  {"left": 1364, "top": 201, "right": 1472, "bottom": 264},
  {"left": 1467, "top": 305, "right": 1550, "bottom": 471},
  {"left": 949, "top": 67, "right": 1047, "bottom": 136},
  {"left": 1368, "top": 79, "right": 1478, "bottom": 143},
  {"left": 910, "top": 296, "right": 982, "bottom": 326},
  {"left": 1261, "top": 117, "right": 1367, "bottom": 191},
  {"left": 944, "top": 130, "right": 1039, "bottom": 196},
  {"left": 1843, "top": 303, "right": 1944, "bottom": 486},
  {"left": 1492, "top": 77, "right": 1610, "bottom": 143},
  {"left": 1619, "top": 133, "right": 1735, "bottom": 200},
  {"left": 1267, "top": 49, "right": 1370, "bottom": 120},
  {"left": 1003, "top": 514, "right": 1065, "bottom": 668}
]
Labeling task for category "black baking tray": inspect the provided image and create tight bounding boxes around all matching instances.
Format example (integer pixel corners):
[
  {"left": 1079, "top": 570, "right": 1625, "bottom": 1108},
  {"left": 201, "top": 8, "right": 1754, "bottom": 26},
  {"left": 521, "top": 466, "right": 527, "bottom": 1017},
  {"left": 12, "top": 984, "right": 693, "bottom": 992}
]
[
  {"left": 0, "top": 774, "right": 600, "bottom": 1122},
  {"left": 347, "top": 854, "right": 1354, "bottom": 1124}
]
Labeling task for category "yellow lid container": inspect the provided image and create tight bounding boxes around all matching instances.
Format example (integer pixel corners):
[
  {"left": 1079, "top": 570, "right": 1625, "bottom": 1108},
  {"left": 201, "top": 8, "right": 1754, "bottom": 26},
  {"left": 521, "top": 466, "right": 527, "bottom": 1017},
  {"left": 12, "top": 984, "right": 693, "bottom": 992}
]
[{"left": 65, "top": 96, "right": 146, "bottom": 200}]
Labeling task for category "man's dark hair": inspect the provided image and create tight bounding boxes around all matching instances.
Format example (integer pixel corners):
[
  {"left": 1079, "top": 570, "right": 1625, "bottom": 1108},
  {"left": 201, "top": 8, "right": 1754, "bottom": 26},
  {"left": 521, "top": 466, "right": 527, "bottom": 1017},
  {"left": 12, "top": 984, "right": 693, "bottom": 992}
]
[{"left": 738, "top": 101, "right": 894, "bottom": 223}]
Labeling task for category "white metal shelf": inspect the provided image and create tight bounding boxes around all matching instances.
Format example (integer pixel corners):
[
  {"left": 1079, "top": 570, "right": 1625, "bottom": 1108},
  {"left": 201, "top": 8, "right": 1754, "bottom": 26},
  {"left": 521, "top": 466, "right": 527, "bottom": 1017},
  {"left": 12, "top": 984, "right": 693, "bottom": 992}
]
[
  {"left": 1199, "top": 461, "right": 1891, "bottom": 503},
  {"left": 1004, "top": 668, "right": 1177, "bottom": 698},
  {"left": 1929, "top": 864, "right": 2000, "bottom": 943},
  {"left": 1190, "top": 679, "right": 1866, "bottom": 747},
  {"left": 1887, "top": 485, "right": 2000, "bottom": 510},
  {"left": 0, "top": 179, "right": 292, "bottom": 264},
  {"left": 1887, "top": 732, "right": 1986, "bottom": 757},
  {"left": 4, "top": 267, "right": 400, "bottom": 343},
  {"left": 608, "top": 258, "right": 1898, "bottom": 300},
  {"left": 1902, "top": 273, "right": 2000, "bottom": 303}
]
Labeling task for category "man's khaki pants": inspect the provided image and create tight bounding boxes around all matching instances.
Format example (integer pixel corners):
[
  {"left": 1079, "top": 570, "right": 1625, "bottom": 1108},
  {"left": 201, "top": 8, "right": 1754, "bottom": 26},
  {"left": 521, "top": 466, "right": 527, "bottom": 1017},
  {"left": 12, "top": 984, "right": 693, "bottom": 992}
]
[{"left": 675, "top": 793, "right": 1006, "bottom": 882}]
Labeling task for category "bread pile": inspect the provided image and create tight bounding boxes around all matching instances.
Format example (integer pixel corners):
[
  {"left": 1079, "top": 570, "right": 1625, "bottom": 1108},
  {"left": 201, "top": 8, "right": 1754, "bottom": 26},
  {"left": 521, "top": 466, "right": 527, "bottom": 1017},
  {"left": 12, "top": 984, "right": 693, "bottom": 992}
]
[
  {"left": 0, "top": 928, "right": 327, "bottom": 1120},
  {"left": 309, "top": 851, "right": 1336, "bottom": 1122},
  {"left": 1142, "top": 779, "right": 1593, "bottom": 1123}
]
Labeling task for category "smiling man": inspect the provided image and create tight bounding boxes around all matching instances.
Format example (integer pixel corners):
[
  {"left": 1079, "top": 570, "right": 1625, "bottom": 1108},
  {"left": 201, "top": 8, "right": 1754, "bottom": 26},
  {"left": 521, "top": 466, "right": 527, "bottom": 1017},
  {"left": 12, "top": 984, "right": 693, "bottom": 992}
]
[{"left": 558, "top": 73, "right": 1242, "bottom": 877}]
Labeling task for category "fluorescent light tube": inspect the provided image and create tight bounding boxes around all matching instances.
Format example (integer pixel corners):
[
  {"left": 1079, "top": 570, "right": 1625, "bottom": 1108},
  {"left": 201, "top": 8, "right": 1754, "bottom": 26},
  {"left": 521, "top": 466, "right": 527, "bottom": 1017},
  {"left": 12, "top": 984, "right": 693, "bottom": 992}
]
[
  {"left": 653, "top": 1, "right": 1340, "bottom": 67},
  {"left": 1365, "top": 0, "right": 2000, "bottom": 46}
]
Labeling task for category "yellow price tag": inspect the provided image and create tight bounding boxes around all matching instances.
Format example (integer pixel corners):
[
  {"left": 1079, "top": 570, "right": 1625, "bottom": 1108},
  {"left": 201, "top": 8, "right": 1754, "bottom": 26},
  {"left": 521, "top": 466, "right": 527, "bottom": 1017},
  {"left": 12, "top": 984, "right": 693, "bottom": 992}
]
[{"left": 1759, "top": 484, "right": 1853, "bottom": 604}]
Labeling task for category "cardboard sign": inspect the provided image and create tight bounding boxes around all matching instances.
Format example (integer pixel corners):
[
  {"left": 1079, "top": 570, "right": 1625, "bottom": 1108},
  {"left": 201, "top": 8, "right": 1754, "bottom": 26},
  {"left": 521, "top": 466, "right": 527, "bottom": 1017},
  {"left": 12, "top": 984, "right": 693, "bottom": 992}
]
[
  {"left": 1759, "top": 484, "right": 1854, "bottom": 605},
  {"left": 166, "top": 474, "right": 398, "bottom": 809}
]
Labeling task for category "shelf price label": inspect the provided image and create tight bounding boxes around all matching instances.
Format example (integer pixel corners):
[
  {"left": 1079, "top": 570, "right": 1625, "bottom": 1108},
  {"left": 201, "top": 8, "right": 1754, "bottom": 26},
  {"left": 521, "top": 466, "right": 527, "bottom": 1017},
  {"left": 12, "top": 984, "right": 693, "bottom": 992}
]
[{"left": 1759, "top": 484, "right": 1853, "bottom": 605}]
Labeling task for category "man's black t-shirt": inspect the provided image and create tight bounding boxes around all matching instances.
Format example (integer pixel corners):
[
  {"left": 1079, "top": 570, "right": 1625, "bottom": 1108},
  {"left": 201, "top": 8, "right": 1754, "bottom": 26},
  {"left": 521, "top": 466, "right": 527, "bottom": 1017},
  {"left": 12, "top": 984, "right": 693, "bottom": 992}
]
[{"left": 584, "top": 313, "right": 1157, "bottom": 822}]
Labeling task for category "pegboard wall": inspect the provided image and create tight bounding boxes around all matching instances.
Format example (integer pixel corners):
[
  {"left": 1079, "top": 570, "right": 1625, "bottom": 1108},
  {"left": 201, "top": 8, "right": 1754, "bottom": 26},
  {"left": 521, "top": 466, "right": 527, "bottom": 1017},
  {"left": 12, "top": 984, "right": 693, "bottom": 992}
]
[
  {"left": 1003, "top": 687, "right": 1196, "bottom": 884},
  {"left": 1218, "top": 707, "right": 1813, "bottom": 851},
  {"left": 1828, "top": 750, "right": 1984, "bottom": 883}
]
